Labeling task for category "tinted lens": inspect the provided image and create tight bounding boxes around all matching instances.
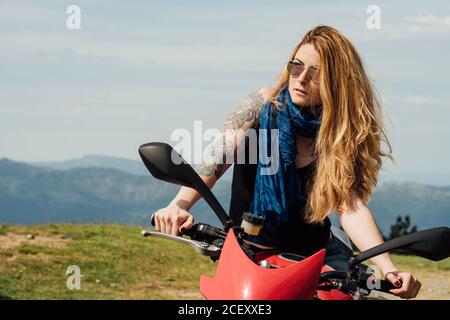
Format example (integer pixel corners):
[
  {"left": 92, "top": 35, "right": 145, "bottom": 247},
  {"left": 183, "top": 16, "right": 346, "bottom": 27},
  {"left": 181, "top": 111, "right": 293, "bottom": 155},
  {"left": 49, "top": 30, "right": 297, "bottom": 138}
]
[
  {"left": 287, "top": 61, "right": 304, "bottom": 76},
  {"left": 287, "top": 61, "right": 320, "bottom": 83},
  {"left": 309, "top": 69, "right": 320, "bottom": 83}
]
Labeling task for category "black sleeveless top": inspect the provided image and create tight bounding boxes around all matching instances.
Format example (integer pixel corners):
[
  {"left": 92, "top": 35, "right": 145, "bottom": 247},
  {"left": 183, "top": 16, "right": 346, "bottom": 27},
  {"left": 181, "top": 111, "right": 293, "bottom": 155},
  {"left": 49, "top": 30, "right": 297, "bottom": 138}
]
[{"left": 229, "top": 135, "right": 331, "bottom": 256}]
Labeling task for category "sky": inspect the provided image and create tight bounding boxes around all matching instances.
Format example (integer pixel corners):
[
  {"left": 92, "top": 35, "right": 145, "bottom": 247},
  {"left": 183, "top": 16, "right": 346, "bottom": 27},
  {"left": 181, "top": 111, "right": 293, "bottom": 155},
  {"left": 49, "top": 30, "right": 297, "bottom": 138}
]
[{"left": 1, "top": 0, "right": 450, "bottom": 185}]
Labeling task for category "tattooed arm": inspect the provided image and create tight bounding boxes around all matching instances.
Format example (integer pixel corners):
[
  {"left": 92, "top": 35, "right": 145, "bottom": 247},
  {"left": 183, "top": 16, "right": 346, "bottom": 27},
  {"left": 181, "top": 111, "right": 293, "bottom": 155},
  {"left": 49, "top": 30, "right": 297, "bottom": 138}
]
[
  {"left": 153, "top": 87, "right": 270, "bottom": 235},
  {"left": 195, "top": 88, "right": 268, "bottom": 180}
]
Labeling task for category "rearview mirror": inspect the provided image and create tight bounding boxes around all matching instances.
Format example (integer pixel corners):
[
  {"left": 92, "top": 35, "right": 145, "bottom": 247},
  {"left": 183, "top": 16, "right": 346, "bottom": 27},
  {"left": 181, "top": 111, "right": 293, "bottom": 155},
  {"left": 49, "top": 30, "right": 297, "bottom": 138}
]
[
  {"left": 138, "top": 142, "right": 233, "bottom": 230},
  {"left": 348, "top": 227, "right": 450, "bottom": 269}
]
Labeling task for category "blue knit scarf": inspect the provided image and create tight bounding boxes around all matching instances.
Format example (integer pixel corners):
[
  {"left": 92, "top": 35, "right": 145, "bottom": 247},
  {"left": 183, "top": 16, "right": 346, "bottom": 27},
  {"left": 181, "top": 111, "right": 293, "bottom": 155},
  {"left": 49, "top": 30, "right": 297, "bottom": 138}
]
[{"left": 250, "top": 86, "right": 321, "bottom": 231}]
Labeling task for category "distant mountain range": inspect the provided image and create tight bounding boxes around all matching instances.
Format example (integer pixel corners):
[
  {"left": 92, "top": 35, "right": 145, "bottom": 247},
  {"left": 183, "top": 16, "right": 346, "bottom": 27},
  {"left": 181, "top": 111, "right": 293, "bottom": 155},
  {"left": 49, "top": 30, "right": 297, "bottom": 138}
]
[
  {"left": 0, "top": 157, "right": 448, "bottom": 236},
  {"left": 0, "top": 158, "right": 227, "bottom": 228},
  {"left": 33, "top": 155, "right": 150, "bottom": 176},
  {"left": 31, "top": 154, "right": 450, "bottom": 186},
  {"left": 32, "top": 155, "right": 234, "bottom": 181}
]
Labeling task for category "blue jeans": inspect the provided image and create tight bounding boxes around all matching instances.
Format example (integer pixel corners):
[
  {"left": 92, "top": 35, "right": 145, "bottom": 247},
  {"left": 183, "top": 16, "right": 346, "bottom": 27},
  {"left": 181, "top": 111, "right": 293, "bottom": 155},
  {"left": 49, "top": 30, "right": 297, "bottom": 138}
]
[{"left": 324, "top": 233, "right": 353, "bottom": 272}]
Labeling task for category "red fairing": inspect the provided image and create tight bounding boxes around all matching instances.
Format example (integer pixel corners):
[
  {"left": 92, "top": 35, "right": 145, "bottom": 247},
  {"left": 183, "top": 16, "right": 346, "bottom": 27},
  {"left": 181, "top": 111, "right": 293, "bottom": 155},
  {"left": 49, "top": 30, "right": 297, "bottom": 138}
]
[{"left": 200, "top": 229, "right": 326, "bottom": 300}]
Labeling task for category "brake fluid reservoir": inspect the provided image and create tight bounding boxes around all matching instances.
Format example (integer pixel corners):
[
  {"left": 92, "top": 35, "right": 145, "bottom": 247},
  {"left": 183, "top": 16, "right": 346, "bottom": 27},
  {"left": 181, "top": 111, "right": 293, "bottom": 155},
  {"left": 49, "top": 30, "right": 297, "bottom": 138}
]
[{"left": 240, "top": 212, "right": 265, "bottom": 236}]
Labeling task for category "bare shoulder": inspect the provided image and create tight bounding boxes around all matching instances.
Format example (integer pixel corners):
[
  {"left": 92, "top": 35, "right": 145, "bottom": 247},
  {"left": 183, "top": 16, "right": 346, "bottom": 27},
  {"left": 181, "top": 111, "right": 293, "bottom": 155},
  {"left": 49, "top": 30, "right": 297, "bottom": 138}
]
[{"left": 224, "top": 87, "right": 272, "bottom": 130}]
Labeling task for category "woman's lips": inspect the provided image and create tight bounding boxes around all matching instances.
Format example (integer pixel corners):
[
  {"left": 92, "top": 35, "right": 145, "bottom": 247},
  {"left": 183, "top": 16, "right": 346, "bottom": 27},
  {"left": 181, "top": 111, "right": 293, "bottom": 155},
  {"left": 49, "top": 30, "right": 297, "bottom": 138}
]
[{"left": 294, "top": 88, "right": 308, "bottom": 95}]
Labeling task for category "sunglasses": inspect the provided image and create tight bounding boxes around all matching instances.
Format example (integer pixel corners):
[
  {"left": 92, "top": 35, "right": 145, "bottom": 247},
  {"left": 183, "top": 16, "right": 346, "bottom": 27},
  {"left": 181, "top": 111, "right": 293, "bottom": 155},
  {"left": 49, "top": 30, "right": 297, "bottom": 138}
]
[{"left": 287, "top": 60, "right": 320, "bottom": 84}]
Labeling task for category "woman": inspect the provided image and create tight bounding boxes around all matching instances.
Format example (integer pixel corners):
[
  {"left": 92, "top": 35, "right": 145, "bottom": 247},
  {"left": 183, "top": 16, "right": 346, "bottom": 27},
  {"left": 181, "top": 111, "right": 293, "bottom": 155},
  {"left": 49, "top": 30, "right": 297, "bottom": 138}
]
[{"left": 153, "top": 25, "right": 421, "bottom": 299}]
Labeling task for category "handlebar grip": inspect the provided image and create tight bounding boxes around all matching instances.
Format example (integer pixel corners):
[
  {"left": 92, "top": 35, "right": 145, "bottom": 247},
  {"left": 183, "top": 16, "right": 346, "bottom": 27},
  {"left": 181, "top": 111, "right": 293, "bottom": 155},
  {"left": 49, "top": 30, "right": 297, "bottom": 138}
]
[
  {"left": 377, "top": 280, "right": 397, "bottom": 293},
  {"left": 150, "top": 212, "right": 156, "bottom": 226}
]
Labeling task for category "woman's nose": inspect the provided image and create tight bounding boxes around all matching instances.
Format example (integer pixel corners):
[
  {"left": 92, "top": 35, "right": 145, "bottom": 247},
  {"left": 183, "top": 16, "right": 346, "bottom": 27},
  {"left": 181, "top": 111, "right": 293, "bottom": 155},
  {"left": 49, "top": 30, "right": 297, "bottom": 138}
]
[{"left": 298, "top": 69, "right": 310, "bottom": 84}]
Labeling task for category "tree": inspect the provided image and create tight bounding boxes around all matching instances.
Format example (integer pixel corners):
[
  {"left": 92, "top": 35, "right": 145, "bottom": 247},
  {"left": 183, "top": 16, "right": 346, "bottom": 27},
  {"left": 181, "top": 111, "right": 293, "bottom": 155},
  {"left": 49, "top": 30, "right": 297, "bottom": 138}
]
[
  {"left": 384, "top": 215, "right": 418, "bottom": 255},
  {"left": 387, "top": 215, "right": 418, "bottom": 240}
]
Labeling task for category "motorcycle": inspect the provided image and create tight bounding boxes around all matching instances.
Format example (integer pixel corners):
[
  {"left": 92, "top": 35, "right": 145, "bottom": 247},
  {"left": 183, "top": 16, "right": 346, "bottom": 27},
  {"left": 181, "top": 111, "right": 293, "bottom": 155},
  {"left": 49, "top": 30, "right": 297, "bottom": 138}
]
[{"left": 138, "top": 142, "right": 450, "bottom": 300}]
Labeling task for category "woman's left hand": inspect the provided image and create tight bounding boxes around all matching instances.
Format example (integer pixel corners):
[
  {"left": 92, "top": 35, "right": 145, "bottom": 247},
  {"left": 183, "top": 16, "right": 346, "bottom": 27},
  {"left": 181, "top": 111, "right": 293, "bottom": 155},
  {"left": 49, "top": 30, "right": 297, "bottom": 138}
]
[{"left": 385, "top": 271, "right": 421, "bottom": 299}]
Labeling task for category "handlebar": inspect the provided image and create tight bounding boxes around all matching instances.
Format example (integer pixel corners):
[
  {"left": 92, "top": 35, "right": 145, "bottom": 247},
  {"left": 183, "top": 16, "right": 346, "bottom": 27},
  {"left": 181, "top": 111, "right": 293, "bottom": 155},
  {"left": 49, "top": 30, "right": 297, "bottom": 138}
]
[
  {"left": 320, "top": 267, "right": 397, "bottom": 297},
  {"left": 146, "top": 212, "right": 229, "bottom": 260},
  {"left": 150, "top": 212, "right": 227, "bottom": 240},
  {"left": 376, "top": 279, "right": 396, "bottom": 293}
]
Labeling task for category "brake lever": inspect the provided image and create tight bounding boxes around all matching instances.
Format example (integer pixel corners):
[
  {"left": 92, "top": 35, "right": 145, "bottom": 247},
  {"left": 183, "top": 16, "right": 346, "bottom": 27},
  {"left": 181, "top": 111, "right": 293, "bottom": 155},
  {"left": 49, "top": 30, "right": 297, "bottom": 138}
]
[{"left": 141, "top": 230, "right": 221, "bottom": 258}]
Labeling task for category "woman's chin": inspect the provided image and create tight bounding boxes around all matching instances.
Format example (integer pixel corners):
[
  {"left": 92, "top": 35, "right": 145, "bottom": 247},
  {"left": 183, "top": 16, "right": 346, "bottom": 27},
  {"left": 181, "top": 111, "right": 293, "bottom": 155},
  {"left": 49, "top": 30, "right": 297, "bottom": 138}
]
[{"left": 291, "top": 96, "right": 310, "bottom": 107}]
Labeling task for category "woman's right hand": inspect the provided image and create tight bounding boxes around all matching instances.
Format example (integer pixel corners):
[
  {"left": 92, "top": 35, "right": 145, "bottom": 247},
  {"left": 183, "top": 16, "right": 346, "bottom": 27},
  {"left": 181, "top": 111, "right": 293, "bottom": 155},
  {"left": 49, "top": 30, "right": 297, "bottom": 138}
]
[{"left": 152, "top": 204, "right": 194, "bottom": 236}]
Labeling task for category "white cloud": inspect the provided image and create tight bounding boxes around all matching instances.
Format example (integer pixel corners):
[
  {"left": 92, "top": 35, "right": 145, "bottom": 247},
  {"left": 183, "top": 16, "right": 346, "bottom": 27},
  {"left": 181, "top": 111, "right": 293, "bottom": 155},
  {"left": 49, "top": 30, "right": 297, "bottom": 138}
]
[
  {"left": 0, "top": 2, "right": 62, "bottom": 25},
  {"left": 404, "top": 95, "right": 450, "bottom": 106},
  {"left": 404, "top": 15, "right": 450, "bottom": 26},
  {"left": 404, "top": 14, "right": 450, "bottom": 34}
]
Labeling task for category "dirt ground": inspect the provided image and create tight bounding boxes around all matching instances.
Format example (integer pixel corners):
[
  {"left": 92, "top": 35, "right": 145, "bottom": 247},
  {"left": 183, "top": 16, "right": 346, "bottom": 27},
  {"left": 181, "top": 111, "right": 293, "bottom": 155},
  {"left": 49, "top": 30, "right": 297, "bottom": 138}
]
[{"left": 0, "top": 233, "right": 70, "bottom": 250}]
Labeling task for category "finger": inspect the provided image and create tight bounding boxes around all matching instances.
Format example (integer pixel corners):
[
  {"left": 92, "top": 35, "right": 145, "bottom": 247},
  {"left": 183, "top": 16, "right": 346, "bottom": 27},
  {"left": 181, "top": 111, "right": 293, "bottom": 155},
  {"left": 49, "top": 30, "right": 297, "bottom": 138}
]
[
  {"left": 179, "top": 215, "right": 194, "bottom": 233},
  {"left": 171, "top": 217, "right": 181, "bottom": 236},
  {"left": 160, "top": 215, "right": 169, "bottom": 234},
  {"left": 385, "top": 273, "right": 401, "bottom": 287},
  {"left": 154, "top": 212, "right": 161, "bottom": 231},
  {"left": 163, "top": 216, "right": 172, "bottom": 234},
  {"left": 167, "top": 220, "right": 174, "bottom": 235},
  {"left": 405, "top": 276, "right": 416, "bottom": 298},
  {"left": 389, "top": 287, "right": 406, "bottom": 296},
  {"left": 406, "top": 278, "right": 420, "bottom": 299},
  {"left": 389, "top": 281, "right": 408, "bottom": 297},
  {"left": 409, "top": 281, "right": 421, "bottom": 299},
  {"left": 390, "top": 275, "right": 412, "bottom": 298},
  {"left": 400, "top": 273, "right": 413, "bottom": 294},
  {"left": 158, "top": 215, "right": 166, "bottom": 234}
]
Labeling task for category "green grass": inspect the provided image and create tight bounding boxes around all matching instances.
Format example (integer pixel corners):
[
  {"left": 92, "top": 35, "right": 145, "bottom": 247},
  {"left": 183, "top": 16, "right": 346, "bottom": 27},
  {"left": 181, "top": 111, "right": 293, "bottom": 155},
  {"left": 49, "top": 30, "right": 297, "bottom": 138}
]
[
  {"left": 0, "top": 224, "right": 448, "bottom": 300},
  {"left": 0, "top": 224, "right": 10, "bottom": 236},
  {"left": 0, "top": 224, "right": 216, "bottom": 300},
  {"left": 391, "top": 254, "right": 449, "bottom": 271}
]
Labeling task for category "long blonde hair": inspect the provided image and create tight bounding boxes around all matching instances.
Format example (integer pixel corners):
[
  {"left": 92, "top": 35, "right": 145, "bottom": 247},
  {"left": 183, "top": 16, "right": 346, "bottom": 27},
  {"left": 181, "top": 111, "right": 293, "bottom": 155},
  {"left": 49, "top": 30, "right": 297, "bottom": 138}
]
[{"left": 270, "top": 25, "right": 393, "bottom": 223}]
